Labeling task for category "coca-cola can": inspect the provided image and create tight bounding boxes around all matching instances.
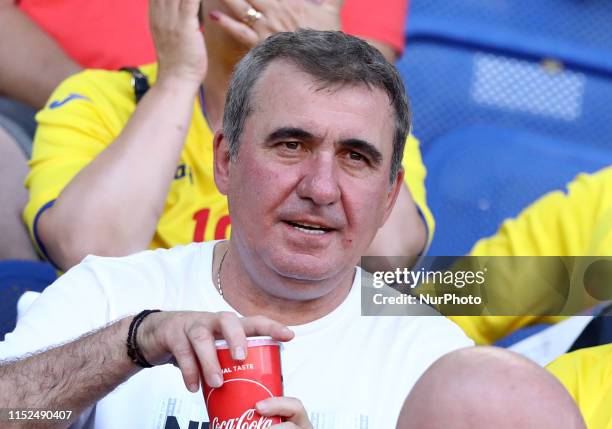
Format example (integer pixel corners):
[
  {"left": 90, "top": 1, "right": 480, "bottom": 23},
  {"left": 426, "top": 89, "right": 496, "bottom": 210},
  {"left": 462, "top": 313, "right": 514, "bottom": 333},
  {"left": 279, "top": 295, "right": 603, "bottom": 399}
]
[{"left": 204, "top": 336, "right": 283, "bottom": 428}]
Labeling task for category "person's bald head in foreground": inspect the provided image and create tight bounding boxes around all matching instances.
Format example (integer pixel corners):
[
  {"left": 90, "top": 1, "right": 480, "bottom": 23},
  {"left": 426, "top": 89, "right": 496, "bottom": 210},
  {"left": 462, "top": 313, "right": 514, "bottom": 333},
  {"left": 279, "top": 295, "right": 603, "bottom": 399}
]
[{"left": 396, "top": 347, "right": 586, "bottom": 429}]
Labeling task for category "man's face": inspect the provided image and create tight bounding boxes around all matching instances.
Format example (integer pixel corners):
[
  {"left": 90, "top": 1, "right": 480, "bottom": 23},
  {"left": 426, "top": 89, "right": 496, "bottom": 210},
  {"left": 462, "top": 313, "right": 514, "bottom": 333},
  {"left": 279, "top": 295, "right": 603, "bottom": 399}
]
[{"left": 215, "top": 60, "right": 402, "bottom": 300}]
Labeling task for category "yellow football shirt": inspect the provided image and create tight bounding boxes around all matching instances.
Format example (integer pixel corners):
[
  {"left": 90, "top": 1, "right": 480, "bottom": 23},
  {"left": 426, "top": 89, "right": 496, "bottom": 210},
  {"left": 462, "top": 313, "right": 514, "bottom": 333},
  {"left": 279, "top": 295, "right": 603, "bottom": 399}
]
[
  {"left": 547, "top": 344, "right": 612, "bottom": 429},
  {"left": 25, "top": 64, "right": 434, "bottom": 262},
  {"left": 451, "top": 167, "right": 612, "bottom": 344}
]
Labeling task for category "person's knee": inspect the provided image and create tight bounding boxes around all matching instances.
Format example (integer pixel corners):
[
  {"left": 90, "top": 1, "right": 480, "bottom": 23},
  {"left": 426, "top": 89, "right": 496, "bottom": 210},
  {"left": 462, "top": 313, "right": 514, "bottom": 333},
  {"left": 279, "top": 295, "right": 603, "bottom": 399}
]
[{"left": 396, "top": 347, "right": 586, "bottom": 429}]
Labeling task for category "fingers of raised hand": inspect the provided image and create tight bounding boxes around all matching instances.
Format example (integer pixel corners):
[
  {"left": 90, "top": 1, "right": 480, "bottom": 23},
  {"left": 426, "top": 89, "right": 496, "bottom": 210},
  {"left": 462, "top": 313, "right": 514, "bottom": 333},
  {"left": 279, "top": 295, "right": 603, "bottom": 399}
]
[
  {"left": 150, "top": 0, "right": 196, "bottom": 32},
  {"left": 149, "top": 0, "right": 207, "bottom": 83},
  {"left": 210, "top": 10, "right": 260, "bottom": 46},
  {"left": 218, "top": 0, "right": 290, "bottom": 37},
  {"left": 220, "top": 0, "right": 258, "bottom": 22},
  {"left": 149, "top": 0, "right": 177, "bottom": 33}
]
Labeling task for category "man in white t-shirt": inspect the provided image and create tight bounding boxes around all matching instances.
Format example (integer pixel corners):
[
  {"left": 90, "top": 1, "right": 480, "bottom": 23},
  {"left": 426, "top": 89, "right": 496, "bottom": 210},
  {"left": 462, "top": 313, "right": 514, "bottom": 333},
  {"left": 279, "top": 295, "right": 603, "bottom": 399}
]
[{"left": 0, "top": 30, "right": 471, "bottom": 428}]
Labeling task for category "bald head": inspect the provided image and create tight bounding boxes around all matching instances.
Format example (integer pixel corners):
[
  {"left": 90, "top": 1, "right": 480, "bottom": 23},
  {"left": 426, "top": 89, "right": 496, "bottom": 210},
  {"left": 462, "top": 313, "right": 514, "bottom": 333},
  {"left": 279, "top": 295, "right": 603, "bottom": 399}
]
[{"left": 396, "top": 347, "right": 585, "bottom": 429}]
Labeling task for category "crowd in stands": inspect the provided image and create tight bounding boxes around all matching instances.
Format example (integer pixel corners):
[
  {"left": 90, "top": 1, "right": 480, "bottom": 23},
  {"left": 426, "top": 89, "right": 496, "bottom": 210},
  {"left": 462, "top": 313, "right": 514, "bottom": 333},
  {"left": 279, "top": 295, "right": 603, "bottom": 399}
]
[{"left": 0, "top": 0, "right": 610, "bottom": 428}]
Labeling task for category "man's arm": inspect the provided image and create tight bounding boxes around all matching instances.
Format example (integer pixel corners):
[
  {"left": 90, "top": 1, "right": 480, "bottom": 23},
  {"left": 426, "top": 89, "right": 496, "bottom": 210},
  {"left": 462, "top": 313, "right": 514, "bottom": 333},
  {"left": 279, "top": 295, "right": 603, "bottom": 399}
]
[
  {"left": 37, "top": 78, "right": 203, "bottom": 269},
  {"left": 0, "top": 311, "right": 292, "bottom": 429},
  {"left": 35, "top": 0, "right": 207, "bottom": 270},
  {"left": 0, "top": 318, "right": 135, "bottom": 428},
  {"left": 0, "top": 0, "right": 81, "bottom": 109}
]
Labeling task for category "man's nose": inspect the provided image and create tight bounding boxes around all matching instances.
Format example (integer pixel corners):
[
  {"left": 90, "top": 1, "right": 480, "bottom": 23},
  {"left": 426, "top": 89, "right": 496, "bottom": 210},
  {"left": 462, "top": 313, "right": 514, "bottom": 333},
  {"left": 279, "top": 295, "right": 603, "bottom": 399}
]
[{"left": 296, "top": 156, "right": 341, "bottom": 206}]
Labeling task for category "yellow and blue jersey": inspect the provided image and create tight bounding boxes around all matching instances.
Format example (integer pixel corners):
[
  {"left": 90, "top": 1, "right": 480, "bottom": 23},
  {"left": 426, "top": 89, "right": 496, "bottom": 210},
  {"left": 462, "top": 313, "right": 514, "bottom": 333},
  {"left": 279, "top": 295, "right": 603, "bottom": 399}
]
[{"left": 451, "top": 167, "right": 612, "bottom": 344}]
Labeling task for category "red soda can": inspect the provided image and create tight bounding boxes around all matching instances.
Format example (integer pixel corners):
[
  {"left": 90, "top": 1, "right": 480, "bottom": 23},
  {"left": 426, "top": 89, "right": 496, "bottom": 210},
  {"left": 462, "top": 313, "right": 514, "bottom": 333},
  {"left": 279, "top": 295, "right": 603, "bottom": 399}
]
[{"left": 204, "top": 336, "right": 283, "bottom": 428}]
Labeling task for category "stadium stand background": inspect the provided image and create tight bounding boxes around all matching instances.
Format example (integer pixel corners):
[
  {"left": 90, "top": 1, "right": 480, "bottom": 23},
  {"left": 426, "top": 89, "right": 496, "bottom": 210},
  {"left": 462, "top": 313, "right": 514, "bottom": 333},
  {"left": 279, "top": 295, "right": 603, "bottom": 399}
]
[{"left": 397, "top": 0, "right": 612, "bottom": 256}]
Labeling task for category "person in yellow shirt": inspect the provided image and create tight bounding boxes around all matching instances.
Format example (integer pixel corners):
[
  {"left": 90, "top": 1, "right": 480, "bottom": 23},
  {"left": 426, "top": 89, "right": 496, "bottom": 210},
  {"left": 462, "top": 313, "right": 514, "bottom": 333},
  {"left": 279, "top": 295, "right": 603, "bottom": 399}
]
[
  {"left": 26, "top": 0, "right": 433, "bottom": 271},
  {"left": 547, "top": 344, "right": 612, "bottom": 429},
  {"left": 450, "top": 166, "right": 612, "bottom": 344}
]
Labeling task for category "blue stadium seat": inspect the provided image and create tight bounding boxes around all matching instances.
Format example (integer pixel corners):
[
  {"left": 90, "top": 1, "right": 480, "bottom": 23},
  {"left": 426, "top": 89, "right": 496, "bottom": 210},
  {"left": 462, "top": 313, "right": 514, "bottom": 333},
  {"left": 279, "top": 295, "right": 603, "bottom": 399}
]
[
  {"left": 398, "top": 0, "right": 612, "bottom": 254},
  {"left": 425, "top": 126, "right": 612, "bottom": 255},
  {"left": 0, "top": 260, "right": 56, "bottom": 340}
]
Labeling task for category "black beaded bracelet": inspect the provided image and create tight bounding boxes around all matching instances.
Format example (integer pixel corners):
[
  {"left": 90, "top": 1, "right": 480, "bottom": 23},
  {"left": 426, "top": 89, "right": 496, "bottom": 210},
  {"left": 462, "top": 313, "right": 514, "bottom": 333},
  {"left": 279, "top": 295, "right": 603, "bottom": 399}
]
[{"left": 127, "top": 309, "right": 161, "bottom": 368}]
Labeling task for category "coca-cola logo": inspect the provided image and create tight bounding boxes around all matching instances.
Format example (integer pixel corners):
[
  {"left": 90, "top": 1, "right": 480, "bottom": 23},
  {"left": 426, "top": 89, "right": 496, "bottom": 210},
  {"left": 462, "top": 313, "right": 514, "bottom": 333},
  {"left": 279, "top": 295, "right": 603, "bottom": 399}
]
[
  {"left": 210, "top": 409, "right": 273, "bottom": 429},
  {"left": 206, "top": 379, "right": 281, "bottom": 427}
]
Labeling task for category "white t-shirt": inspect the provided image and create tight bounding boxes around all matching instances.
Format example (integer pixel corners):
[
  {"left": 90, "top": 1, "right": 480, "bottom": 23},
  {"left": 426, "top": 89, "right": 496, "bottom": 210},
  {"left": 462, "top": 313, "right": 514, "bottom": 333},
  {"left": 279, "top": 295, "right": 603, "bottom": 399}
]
[{"left": 0, "top": 241, "right": 472, "bottom": 429}]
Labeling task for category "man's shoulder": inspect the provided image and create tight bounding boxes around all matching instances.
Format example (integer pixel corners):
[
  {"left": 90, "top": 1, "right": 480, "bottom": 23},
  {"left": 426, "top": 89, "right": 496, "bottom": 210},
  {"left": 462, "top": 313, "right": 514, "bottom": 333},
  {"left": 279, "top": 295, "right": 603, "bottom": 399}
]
[
  {"left": 81, "top": 241, "right": 209, "bottom": 273},
  {"left": 72, "top": 242, "right": 213, "bottom": 297}
]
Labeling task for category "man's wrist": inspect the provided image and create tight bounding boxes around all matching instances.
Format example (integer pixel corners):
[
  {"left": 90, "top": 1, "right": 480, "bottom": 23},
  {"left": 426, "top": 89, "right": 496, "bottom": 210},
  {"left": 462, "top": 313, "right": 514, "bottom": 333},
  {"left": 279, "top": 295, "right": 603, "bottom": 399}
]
[
  {"left": 154, "top": 74, "right": 202, "bottom": 95},
  {"left": 134, "top": 311, "right": 168, "bottom": 367},
  {"left": 127, "top": 310, "right": 161, "bottom": 368}
]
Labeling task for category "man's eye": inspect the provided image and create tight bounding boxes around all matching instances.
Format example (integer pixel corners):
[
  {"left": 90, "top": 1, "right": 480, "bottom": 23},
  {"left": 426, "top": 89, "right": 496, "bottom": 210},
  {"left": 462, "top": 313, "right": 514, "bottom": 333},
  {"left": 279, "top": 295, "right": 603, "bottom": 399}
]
[
  {"left": 349, "top": 151, "right": 365, "bottom": 162},
  {"left": 283, "top": 142, "right": 300, "bottom": 150}
]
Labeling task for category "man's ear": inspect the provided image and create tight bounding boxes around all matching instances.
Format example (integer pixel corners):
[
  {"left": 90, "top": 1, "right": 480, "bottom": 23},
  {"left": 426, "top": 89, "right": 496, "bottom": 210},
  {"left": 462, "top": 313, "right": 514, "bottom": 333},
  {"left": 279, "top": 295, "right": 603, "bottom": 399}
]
[
  {"left": 213, "top": 131, "right": 231, "bottom": 195},
  {"left": 381, "top": 169, "right": 404, "bottom": 226}
]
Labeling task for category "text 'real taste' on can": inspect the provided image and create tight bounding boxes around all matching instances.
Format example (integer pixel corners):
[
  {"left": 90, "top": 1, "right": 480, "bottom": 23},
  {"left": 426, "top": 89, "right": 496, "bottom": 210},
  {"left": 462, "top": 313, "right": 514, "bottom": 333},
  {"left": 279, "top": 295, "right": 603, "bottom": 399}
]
[{"left": 204, "top": 336, "right": 284, "bottom": 428}]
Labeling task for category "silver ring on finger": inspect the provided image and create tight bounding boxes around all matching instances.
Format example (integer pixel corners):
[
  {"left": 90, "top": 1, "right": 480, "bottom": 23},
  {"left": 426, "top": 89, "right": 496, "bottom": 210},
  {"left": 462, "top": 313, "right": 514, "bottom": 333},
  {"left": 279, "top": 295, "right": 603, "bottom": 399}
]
[{"left": 242, "top": 6, "right": 263, "bottom": 26}]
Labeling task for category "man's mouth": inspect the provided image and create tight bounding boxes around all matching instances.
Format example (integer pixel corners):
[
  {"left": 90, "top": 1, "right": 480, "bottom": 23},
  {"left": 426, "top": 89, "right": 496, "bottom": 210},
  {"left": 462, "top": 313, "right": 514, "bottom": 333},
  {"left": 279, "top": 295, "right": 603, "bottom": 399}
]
[{"left": 285, "top": 221, "right": 334, "bottom": 235}]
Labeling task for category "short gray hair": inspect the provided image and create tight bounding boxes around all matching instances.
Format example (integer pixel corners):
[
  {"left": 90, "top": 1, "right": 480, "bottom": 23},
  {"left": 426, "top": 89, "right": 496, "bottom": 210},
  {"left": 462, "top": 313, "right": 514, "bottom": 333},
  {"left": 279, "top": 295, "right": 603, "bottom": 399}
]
[{"left": 223, "top": 29, "right": 411, "bottom": 182}]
